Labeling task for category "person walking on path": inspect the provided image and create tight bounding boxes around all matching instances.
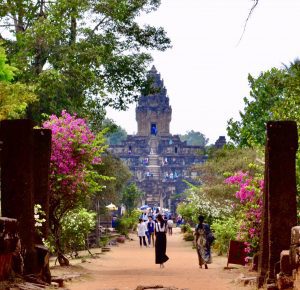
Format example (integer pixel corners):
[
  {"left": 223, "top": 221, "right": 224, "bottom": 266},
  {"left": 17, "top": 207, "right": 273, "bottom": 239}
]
[
  {"left": 146, "top": 215, "right": 155, "bottom": 246},
  {"left": 193, "top": 215, "right": 214, "bottom": 269},
  {"left": 155, "top": 213, "right": 169, "bottom": 268},
  {"left": 167, "top": 217, "right": 174, "bottom": 235},
  {"left": 137, "top": 218, "right": 148, "bottom": 248}
]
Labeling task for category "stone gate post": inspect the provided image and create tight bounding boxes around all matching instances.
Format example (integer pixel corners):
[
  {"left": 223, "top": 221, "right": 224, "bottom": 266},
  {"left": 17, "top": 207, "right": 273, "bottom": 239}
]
[
  {"left": 0, "top": 119, "right": 35, "bottom": 251},
  {"left": 258, "top": 121, "right": 298, "bottom": 286}
]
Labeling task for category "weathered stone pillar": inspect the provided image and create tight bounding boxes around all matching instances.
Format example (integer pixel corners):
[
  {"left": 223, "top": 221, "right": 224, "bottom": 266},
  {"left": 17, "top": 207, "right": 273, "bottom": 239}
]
[
  {"left": 33, "top": 129, "right": 52, "bottom": 242},
  {"left": 258, "top": 121, "right": 298, "bottom": 286},
  {"left": 0, "top": 120, "right": 35, "bottom": 252}
]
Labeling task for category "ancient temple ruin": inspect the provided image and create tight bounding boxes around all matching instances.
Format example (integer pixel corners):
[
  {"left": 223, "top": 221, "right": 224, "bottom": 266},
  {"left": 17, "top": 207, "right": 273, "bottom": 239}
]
[{"left": 109, "top": 66, "right": 207, "bottom": 211}]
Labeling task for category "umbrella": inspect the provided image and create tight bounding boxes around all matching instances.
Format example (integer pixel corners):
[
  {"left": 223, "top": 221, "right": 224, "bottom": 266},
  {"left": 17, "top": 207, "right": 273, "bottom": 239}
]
[
  {"left": 106, "top": 203, "right": 118, "bottom": 211},
  {"left": 140, "top": 205, "right": 150, "bottom": 210}
]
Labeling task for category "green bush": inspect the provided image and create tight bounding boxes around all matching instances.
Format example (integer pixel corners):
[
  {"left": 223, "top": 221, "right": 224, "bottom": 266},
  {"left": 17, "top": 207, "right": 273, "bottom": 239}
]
[
  {"left": 99, "top": 236, "right": 109, "bottom": 247},
  {"left": 61, "top": 208, "right": 96, "bottom": 254},
  {"left": 180, "top": 223, "right": 192, "bottom": 234},
  {"left": 115, "top": 209, "right": 141, "bottom": 236},
  {"left": 183, "top": 232, "right": 194, "bottom": 241},
  {"left": 211, "top": 217, "right": 239, "bottom": 255}
]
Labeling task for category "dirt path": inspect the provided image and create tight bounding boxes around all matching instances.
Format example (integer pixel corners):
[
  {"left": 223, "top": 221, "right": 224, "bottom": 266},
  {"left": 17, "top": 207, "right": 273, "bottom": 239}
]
[{"left": 54, "top": 228, "right": 254, "bottom": 290}]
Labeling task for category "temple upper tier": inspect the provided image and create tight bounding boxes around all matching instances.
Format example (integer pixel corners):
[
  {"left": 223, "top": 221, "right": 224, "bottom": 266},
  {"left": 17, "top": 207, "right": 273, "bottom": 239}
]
[{"left": 136, "top": 66, "right": 172, "bottom": 136}]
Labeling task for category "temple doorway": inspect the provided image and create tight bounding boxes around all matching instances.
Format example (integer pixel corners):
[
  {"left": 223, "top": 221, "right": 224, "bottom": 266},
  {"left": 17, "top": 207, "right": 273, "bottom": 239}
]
[{"left": 150, "top": 123, "right": 157, "bottom": 135}]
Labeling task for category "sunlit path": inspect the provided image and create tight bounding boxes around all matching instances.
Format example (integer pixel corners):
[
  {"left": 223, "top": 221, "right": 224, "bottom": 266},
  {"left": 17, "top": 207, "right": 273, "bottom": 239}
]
[{"left": 61, "top": 228, "right": 250, "bottom": 290}]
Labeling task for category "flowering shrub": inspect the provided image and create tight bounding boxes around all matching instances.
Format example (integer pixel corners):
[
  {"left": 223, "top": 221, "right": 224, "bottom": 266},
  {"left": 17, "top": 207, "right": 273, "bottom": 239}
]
[
  {"left": 225, "top": 171, "right": 263, "bottom": 258},
  {"left": 43, "top": 111, "right": 102, "bottom": 199},
  {"left": 61, "top": 208, "right": 96, "bottom": 256},
  {"left": 176, "top": 187, "right": 233, "bottom": 225},
  {"left": 34, "top": 204, "right": 46, "bottom": 241},
  {"left": 42, "top": 111, "right": 105, "bottom": 258}
]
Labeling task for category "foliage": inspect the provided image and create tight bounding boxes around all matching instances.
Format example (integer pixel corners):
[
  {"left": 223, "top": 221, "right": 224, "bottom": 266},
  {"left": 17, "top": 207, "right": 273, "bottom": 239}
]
[
  {"left": 176, "top": 198, "right": 199, "bottom": 225},
  {"left": 0, "top": 46, "right": 37, "bottom": 120},
  {"left": 211, "top": 217, "right": 239, "bottom": 255},
  {"left": 60, "top": 208, "right": 96, "bottom": 255},
  {"left": 121, "top": 183, "right": 144, "bottom": 214},
  {"left": 34, "top": 204, "right": 46, "bottom": 240},
  {"left": 94, "top": 153, "right": 131, "bottom": 208},
  {"left": 99, "top": 235, "right": 110, "bottom": 247},
  {"left": 177, "top": 147, "right": 261, "bottom": 223},
  {"left": 0, "top": 0, "right": 171, "bottom": 123},
  {"left": 115, "top": 209, "right": 141, "bottom": 236},
  {"left": 180, "top": 223, "right": 192, "bottom": 234},
  {"left": 177, "top": 186, "right": 233, "bottom": 224},
  {"left": 105, "top": 124, "right": 128, "bottom": 145},
  {"left": 225, "top": 171, "right": 263, "bottom": 258},
  {"left": 183, "top": 231, "right": 194, "bottom": 241},
  {"left": 179, "top": 130, "right": 209, "bottom": 147},
  {"left": 0, "top": 46, "right": 15, "bottom": 82},
  {"left": 42, "top": 111, "right": 107, "bottom": 258},
  {"left": 227, "top": 61, "right": 300, "bottom": 147},
  {"left": 226, "top": 60, "right": 300, "bottom": 248}
]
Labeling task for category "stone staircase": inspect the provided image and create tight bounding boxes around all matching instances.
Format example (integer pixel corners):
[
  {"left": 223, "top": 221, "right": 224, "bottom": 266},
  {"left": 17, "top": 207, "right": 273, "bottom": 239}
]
[
  {"left": 146, "top": 135, "right": 161, "bottom": 180},
  {"left": 144, "top": 136, "right": 161, "bottom": 205},
  {"left": 147, "top": 154, "right": 160, "bottom": 179}
]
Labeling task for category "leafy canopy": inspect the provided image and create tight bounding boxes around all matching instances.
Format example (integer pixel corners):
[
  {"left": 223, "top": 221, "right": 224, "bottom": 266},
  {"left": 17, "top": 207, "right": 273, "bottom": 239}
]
[
  {"left": 227, "top": 61, "right": 300, "bottom": 147},
  {"left": 0, "top": 0, "right": 171, "bottom": 122},
  {"left": 179, "top": 130, "right": 208, "bottom": 147},
  {"left": 0, "top": 46, "right": 37, "bottom": 120}
]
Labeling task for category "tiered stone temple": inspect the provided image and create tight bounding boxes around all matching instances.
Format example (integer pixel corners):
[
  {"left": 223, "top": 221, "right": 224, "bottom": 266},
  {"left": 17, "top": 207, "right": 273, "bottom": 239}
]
[{"left": 109, "top": 66, "right": 221, "bottom": 211}]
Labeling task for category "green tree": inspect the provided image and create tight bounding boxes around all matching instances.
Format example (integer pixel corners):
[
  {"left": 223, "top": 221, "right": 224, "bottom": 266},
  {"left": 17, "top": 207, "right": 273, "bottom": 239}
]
[
  {"left": 0, "top": 45, "right": 15, "bottom": 82},
  {"left": 227, "top": 68, "right": 285, "bottom": 147},
  {"left": 0, "top": 0, "right": 171, "bottom": 122},
  {"left": 227, "top": 60, "right": 300, "bottom": 147},
  {"left": 95, "top": 153, "right": 132, "bottom": 207},
  {"left": 0, "top": 46, "right": 37, "bottom": 119},
  {"left": 179, "top": 130, "right": 208, "bottom": 147},
  {"left": 103, "top": 120, "right": 128, "bottom": 145},
  {"left": 121, "top": 183, "right": 144, "bottom": 213}
]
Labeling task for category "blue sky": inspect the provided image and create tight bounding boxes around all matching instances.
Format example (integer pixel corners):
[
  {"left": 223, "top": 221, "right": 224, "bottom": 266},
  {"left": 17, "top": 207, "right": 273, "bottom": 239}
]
[{"left": 107, "top": 0, "right": 300, "bottom": 144}]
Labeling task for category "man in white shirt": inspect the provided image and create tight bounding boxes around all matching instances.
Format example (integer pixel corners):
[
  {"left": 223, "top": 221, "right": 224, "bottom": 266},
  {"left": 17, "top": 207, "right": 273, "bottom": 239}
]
[{"left": 167, "top": 217, "right": 174, "bottom": 235}]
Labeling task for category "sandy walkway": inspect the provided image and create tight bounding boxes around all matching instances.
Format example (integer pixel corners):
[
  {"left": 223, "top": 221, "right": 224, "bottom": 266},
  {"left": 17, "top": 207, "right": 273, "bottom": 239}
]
[{"left": 55, "top": 228, "right": 253, "bottom": 290}]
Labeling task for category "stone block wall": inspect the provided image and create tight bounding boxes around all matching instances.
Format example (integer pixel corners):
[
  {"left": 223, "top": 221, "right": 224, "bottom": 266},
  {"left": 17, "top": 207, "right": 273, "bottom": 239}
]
[{"left": 0, "top": 218, "right": 19, "bottom": 280}]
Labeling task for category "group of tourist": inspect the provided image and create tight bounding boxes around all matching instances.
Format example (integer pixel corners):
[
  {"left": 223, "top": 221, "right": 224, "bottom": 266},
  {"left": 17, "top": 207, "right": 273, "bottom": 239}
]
[
  {"left": 137, "top": 213, "right": 214, "bottom": 269},
  {"left": 137, "top": 213, "right": 169, "bottom": 268}
]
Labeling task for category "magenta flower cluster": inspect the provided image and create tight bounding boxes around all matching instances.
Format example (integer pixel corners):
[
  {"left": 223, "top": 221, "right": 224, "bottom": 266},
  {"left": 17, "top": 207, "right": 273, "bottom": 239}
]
[
  {"left": 225, "top": 171, "right": 264, "bottom": 258},
  {"left": 43, "top": 110, "right": 102, "bottom": 199}
]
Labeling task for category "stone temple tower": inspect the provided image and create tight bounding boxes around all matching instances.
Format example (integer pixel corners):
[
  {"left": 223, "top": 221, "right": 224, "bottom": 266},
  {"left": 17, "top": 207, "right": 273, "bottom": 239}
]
[
  {"left": 109, "top": 67, "right": 205, "bottom": 212},
  {"left": 136, "top": 66, "right": 172, "bottom": 137}
]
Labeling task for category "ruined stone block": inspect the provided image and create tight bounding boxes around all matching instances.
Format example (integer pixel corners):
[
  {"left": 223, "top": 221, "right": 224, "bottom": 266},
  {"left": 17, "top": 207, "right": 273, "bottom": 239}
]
[
  {"left": 0, "top": 218, "right": 18, "bottom": 254},
  {"left": 277, "top": 273, "right": 294, "bottom": 290},
  {"left": 0, "top": 218, "right": 19, "bottom": 281},
  {"left": 280, "top": 250, "right": 292, "bottom": 275},
  {"left": 291, "top": 226, "right": 300, "bottom": 245}
]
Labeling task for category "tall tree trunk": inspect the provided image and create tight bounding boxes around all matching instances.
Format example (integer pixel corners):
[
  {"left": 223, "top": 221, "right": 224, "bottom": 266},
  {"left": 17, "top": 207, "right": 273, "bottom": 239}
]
[{"left": 70, "top": 15, "right": 77, "bottom": 44}]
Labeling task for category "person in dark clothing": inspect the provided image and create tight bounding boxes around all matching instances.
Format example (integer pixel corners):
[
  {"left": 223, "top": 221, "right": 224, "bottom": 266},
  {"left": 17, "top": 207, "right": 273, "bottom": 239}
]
[
  {"left": 194, "top": 215, "right": 213, "bottom": 269},
  {"left": 155, "top": 214, "right": 169, "bottom": 268}
]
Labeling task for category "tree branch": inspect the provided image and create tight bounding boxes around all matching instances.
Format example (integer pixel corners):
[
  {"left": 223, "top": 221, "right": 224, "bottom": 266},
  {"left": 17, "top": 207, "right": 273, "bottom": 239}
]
[
  {"left": 92, "top": 16, "right": 109, "bottom": 32},
  {"left": 237, "top": 0, "right": 259, "bottom": 46}
]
